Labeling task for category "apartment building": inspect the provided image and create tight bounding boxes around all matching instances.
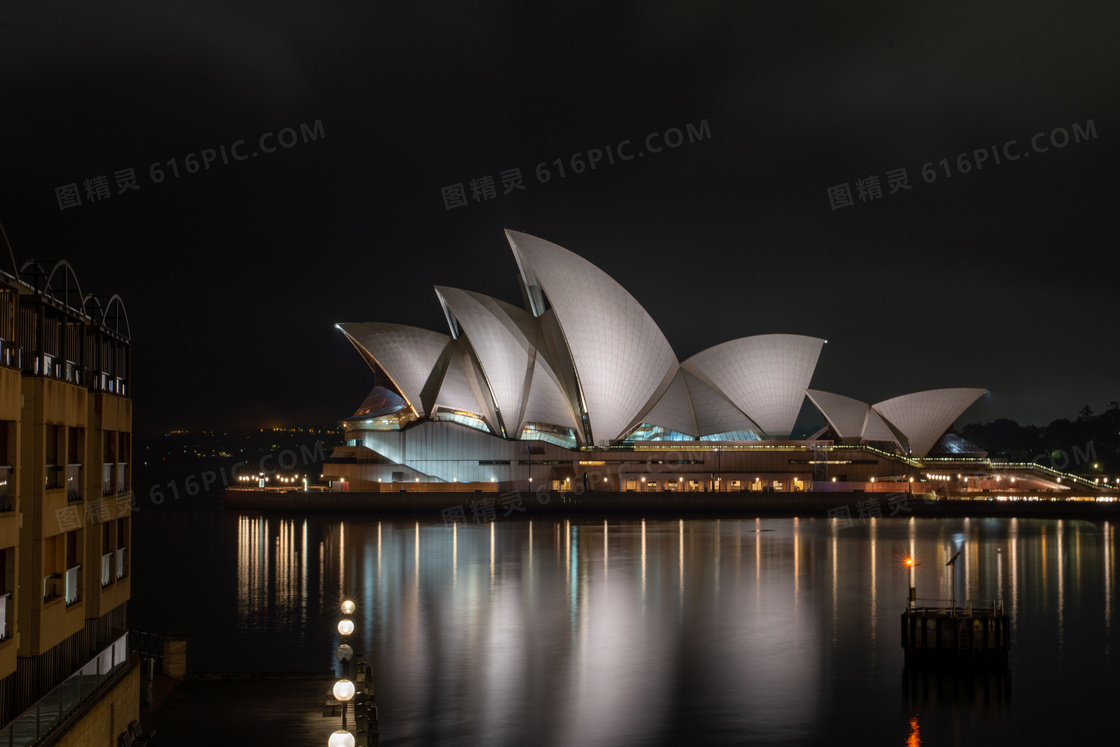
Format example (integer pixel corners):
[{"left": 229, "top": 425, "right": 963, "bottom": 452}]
[{"left": 0, "top": 249, "right": 137, "bottom": 744}]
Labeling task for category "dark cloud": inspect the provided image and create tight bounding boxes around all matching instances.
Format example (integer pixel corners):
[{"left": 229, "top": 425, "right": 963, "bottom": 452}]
[{"left": 1, "top": 1, "right": 1115, "bottom": 433}]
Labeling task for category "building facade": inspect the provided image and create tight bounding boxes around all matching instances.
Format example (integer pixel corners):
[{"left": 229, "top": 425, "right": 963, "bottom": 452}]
[
  {"left": 324, "top": 231, "right": 1102, "bottom": 497},
  {"left": 0, "top": 238, "right": 135, "bottom": 742}
]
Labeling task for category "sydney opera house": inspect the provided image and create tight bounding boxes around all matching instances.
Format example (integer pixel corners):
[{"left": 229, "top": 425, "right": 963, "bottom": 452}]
[{"left": 324, "top": 231, "right": 1093, "bottom": 496}]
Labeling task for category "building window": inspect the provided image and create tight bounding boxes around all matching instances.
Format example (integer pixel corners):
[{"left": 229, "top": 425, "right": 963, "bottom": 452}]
[
  {"left": 116, "top": 517, "right": 129, "bottom": 580},
  {"left": 43, "top": 534, "right": 63, "bottom": 602},
  {"left": 0, "top": 547, "right": 11, "bottom": 641},
  {"left": 64, "top": 529, "right": 82, "bottom": 606}
]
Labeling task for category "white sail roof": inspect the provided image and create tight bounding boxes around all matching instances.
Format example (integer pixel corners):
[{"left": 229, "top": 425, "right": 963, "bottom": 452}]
[
  {"left": 506, "top": 230, "right": 679, "bottom": 445},
  {"left": 806, "top": 389, "right": 902, "bottom": 446},
  {"left": 872, "top": 388, "right": 987, "bottom": 458},
  {"left": 433, "top": 337, "right": 494, "bottom": 427},
  {"left": 337, "top": 322, "right": 449, "bottom": 417},
  {"left": 520, "top": 355, "right": 582, "bottom": 435},
  {"left": 435, "top": 287, "right": 537, "bottom": 437},
  {"left": 641, "top": 369, "right": 699, "bottom": 437},
  {"left": 805, "top": 389, "right": 871, "bottom": 440},
  {"left": 862, "top": 409, "right": 901, "bottom": 443},
  {"left": 682, "top": 334, "right": 824, "bottom": 438},
  {"left": 682, "top": 371, "right": 761, "bottom": 437}
]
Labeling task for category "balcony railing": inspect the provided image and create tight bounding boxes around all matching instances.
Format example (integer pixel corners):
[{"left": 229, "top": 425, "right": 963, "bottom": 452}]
[
  {"left": 102, "top": 463, "right": 112, "bottom": 496},
  {"left": 0, "top": 592, "right": 9, "bottom": 642},
  {"left": 0, "top": 340, "right": 16, "bottom": 368},
  {"left": 93, "top": 373, "right": 128, "bottom": 396},
  {"left": 101, "top": 553, "right": 113, "bottom": 588},
  {"left": 64, "top": 566, "right": 80, "bottom": 607},
  {"left": 0, "top": 632, "right": 129, "bottom": 746},
  {"left": 116, "top": 463, "right": 128, "bottom": 494},
  {"left": 0, "top": 465, "right": 11, "bottom": 512},
  {"left": 115, "top": 547, "right": 126, "bottom": 580},
  {"left": 66, "top": 465, "right": 81, "bottom": 502},
  {"left": 45, "top": 466, "right": 64, "bottom": 491},
  {"left": 42, "top": 574, "right": 61, "bottom": 603}
]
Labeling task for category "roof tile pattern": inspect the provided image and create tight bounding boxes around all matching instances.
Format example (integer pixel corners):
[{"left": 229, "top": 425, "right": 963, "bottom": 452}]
[
  {"left": 435, "top": 339, "right": 490, "bottom": 422},
  {"left": 338, "top": 322, "right": 450, "bottom": 416},
  {"left": 683, "top": 334, "right": 824, "bottom": 438},
  {"left": 872, "top": 388, "right": 987, "bottom": 457},
  {"left": 520, "top": 356, "right": 582, "bottom": 435},
  {"left": 506, "top": 230, "right": 679, "bottom": 444},
  {"left": 805, "top": 389, "right": 871, "bottom": 439},
  {"left": 862, "top": 409, "right": 900, "bottom": 443},
  {"left": 435, "top": 288, "right": 536, "bottom": 434},
  {"left": 683, "top": 371, "right": 760, "bottom": 437},
  {"left": 642, "top": 370, "right": 698, "bottom": 437}
]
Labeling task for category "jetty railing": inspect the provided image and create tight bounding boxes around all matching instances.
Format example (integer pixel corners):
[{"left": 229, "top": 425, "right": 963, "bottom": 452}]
[{"left": 908, "top": 598, "right": 1004, "bottom": 617}]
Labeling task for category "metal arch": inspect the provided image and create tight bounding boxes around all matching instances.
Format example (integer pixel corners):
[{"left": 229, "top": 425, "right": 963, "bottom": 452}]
[
  {"left": 83, "top": 294, "right": 105, "bottom": 321},
  {"left": 83, "top": 294, "right": 132, "bottom": 342},
  {"left": 43, "top": 260, "right": 85, "bottom": 313},
  {"left": 0, "top": 221, "right": 19, "bottom": 280},
  {"left": 100, "top": 294, "right": 131, "bottom": 340},
  {"left": 18, "top": 259, "right": 50, "bottom": 290}
]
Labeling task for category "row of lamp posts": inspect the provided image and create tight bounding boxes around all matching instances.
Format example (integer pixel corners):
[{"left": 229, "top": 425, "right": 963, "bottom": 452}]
[{"left": 329, "top": 598, "right": 377, "bottom": 746}]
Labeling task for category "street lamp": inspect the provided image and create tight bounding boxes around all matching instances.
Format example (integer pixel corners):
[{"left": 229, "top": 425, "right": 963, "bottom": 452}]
[
  {"left": 329, "top": 730, "right": 355, "bottom": 747},
  {"left": 337, "top": 619, "right": 354, "bottom": 636},
  {"left": 333, "top": 679, "right": 356, "bottom": 702},
  {"left": 334, "top": 677, "right": 356, "bottom": 731},
  {"left": 904, "top": 557, "right": 921, "bottom": 609},
  {"left": 341, "top": 600, "right": 355, "bottom": 615}
]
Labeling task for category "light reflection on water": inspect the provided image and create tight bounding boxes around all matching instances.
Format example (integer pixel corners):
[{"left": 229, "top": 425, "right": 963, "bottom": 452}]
[{"left": 135, "top": 512, "right": 1117, "bottom": 745}]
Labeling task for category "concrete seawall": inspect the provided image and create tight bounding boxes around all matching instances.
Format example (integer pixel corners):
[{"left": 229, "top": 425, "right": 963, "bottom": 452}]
[{"left": 224, "top": 489, "right": 1119, "bottom": 518}]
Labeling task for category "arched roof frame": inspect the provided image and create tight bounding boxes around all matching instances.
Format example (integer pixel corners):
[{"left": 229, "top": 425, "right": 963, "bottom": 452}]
[
  {"left": 84, "top": 293, "right": 132, "bottom": 342},
  {"left": 0, "top": 221, "right": 19, "bottom": 280},
  {"left": 20, "top": 259, "right": 88, "bottom": 319}
]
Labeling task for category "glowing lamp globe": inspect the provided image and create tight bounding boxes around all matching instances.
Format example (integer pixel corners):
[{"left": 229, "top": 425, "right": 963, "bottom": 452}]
[
  {"left": 333, "top": 679, "right": 356, "bottom": 702},
  {"left": 338, "top": 619, "right": 354, "bottom": 636},
  {"left": 335, "top": 643, "right": 353, "bottom": 662},
  {"left": 341, "top": 599, "right": 356, "bottom": 615},
  {"left": 329, "top": 730, "right": 356, "bottom": 747}
]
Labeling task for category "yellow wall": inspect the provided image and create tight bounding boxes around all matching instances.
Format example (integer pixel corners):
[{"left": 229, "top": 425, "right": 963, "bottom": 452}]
[
  {"left": 18, "top": 379, "right": 124, "bottom": 657},
  {"left": 96, "top": 394, "right": 131, "bottom": 435},
  {"left": 0, "top": 366, "right": 22, "bottom": 422},
  {"left": 47, "top": 662, "right": 140, "bottom": 747},
  {"left": 0, "top": 365, "right": 22, "bottom": 681},
  {"left": 0, "top": 630, "right": 15, "bottom": 683},
  {"left": 84, "top": 392, "right": 132, "bottom": 621},
  {"left": 36, "top": 378, "right": 88, "bottom": 429}
]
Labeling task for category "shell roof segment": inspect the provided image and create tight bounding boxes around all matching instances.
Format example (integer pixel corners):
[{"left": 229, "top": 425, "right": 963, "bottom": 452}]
[
  {"left": 337, "top": 322, "right": 450, "bottom": 417},
  {"left": 505, "top": 230, "right": 679, "bottom": 445},
  {"left": 435, "top": 287, "right": 537, "bottom": 435},
  {"left": 872, "top": 388, "right": 987, "bottom": 457},
  {"left": 683, "top": 334, "right": 824, "bottom": 438}
]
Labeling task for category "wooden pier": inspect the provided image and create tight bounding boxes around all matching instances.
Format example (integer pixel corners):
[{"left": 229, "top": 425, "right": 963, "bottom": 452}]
[{"left": 900, "top": 599, "right": 1009, "bottom": 665}]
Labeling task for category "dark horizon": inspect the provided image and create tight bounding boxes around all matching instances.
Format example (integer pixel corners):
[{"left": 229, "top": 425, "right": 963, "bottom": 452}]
[{"left": 2, "top": 2, "right": 1116, "bottom": 435}]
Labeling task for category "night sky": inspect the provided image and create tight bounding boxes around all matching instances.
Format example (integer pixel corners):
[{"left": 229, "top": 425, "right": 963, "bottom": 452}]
[{"left": 1, "top": 2, "right": 1116, "bottom": 435}]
